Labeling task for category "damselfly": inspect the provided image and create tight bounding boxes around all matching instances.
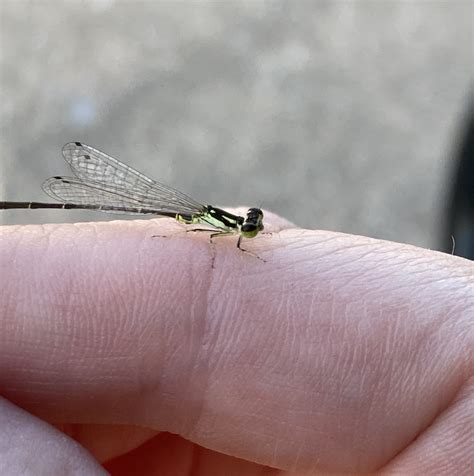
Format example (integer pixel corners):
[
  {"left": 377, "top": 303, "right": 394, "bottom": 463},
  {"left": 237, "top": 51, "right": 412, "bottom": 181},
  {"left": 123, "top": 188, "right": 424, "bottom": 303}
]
[{"left": 0, "top": 142, "right": 264, "bottom": 253}]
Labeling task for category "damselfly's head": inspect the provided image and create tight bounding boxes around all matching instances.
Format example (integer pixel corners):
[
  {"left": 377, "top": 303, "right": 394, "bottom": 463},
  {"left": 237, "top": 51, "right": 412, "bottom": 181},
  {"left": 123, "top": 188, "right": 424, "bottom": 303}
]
[{"left": 240, "top": 208, "right": 264, "bottom": 238}]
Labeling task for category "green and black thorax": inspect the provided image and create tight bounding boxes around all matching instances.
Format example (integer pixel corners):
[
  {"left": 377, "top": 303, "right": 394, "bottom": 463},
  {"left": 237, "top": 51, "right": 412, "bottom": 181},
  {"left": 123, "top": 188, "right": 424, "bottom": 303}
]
[{"left": 177, "top": 206, "right": 264, "bottom": 238}]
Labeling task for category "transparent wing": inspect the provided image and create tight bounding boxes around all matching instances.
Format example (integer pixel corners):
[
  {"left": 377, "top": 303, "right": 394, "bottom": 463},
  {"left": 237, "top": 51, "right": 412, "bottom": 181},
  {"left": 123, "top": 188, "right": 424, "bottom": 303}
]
[
  {"left": 42, "top": 177, "right": 155, "bottom": 214},
  {"left": 59, "top": 142, "right": 205, "bottom": 214},
  {"left": 42, "top": 178, "right": 204, "bottom": 216}
]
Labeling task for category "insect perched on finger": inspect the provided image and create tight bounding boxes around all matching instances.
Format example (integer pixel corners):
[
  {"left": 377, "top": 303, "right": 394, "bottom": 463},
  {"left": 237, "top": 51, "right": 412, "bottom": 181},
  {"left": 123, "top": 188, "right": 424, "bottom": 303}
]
[{"left": 0, "top": 142, "right": 265, "bottom": 258}]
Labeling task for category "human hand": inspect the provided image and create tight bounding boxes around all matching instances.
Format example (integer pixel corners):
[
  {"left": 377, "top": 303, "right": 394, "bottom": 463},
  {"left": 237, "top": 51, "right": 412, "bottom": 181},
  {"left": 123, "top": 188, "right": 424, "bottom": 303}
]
[{"left": 1, "top": 211, "right": 472, "bottom": 475}]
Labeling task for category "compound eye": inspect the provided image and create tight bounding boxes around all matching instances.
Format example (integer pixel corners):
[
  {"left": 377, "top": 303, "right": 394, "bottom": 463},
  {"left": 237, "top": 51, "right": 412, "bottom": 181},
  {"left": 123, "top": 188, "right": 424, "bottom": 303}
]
[{"left": 241, "top": 223, "right": 257, "bottom": 233}]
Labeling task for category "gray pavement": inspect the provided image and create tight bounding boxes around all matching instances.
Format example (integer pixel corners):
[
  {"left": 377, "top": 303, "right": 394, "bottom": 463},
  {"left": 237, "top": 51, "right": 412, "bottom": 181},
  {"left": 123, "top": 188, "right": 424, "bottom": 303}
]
[{"left": 1, "top": 1, "right": 472, "bottom": 250}]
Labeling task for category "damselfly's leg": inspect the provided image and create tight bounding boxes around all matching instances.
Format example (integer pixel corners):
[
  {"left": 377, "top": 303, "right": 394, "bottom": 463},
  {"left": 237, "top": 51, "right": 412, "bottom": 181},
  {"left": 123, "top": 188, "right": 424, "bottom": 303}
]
[
  {"left": 154, "top": 228, "right": 265, "bottom": 262},
  {"left": 187, "top": 228, "right": 224, "bottom": 244},
  {"left": 209, "top": 230, "right": 235, "bottom": 243},
  {"left": 152, "top": 227, "right": 216, "bottom": 239},
  {"left": 235, "top": 235, "right": 265, "bottom": 262},
  {"left": 188, "top": 228, "right": 219, "bottom": 234}
]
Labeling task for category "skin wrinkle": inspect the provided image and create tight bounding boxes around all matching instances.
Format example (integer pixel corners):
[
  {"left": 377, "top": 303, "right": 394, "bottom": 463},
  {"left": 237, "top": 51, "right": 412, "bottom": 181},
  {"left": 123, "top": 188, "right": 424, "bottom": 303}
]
[
  {"left": 220, "top": 276, "right": 269, "bottom": 368},
  {"left": 177, "top": 238, "right": 219, "bottom": 441},
  {"left": 355, "top": 335, "right": 375, "bottom": 438},
  {"left": 378, "top": 315, "right": 403, "bottom": 414},
  {"left": 391, "top": 346, "right": 471, "bottom": 469},
  {"left": 382, "top": 377, "right": 474, "bottom": 473},
  {"left": 348, "top": 298, "right": 422, "bottom": 458},
  {"left": 172, "top": 244, "right": 213, "bottom": 424}
]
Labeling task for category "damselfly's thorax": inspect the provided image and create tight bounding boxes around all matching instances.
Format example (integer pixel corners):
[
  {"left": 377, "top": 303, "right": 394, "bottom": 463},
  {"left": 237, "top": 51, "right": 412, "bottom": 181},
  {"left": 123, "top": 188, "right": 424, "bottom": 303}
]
[
  {"left": 205, "top": 206, "right": 244, "bottom": 230},
  {"left": 193, "top": 206, "right": 263, "bottom": 239}
]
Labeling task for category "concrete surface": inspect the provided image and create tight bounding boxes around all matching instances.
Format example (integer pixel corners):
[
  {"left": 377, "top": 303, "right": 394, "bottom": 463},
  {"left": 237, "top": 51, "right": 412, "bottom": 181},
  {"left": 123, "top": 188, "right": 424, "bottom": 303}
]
[{"left": 1, "top": 1, "right": 472, "bottom": 250}]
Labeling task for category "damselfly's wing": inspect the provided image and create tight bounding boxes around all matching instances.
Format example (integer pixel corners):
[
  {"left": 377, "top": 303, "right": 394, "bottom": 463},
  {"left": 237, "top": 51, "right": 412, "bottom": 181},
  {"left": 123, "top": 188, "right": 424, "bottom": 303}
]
[
  {"left": 42, "top": 176, "right": 161, "bottom": 214},
  {"left": 41, "top": 142, "right": 205, "bottom": 215}
]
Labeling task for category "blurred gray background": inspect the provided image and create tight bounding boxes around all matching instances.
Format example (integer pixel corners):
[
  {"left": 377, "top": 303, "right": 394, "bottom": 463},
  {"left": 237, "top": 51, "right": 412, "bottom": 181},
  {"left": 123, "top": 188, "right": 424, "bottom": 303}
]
[{"left": 1, "top": 1, "right": 472, "bottom": 251}]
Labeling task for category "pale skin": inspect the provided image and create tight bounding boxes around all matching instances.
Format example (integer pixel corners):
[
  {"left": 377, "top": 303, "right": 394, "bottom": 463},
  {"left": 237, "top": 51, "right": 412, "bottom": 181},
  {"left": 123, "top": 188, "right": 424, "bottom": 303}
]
[{"left": 0, "top": 210, "right": 472, "bottom": 475}]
